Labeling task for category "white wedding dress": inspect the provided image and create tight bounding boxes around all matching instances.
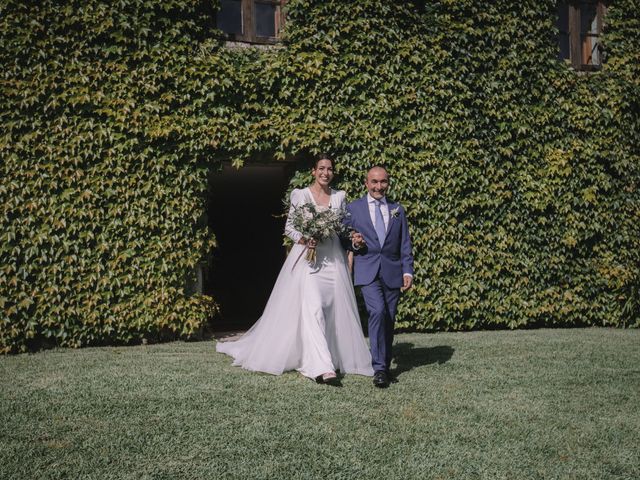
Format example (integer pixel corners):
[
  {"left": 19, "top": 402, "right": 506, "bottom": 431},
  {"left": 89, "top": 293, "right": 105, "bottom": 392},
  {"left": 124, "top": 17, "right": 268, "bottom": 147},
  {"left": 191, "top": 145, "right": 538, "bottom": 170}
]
[{"left": 216, "top": 187, "right": 374, "bottom": 379}]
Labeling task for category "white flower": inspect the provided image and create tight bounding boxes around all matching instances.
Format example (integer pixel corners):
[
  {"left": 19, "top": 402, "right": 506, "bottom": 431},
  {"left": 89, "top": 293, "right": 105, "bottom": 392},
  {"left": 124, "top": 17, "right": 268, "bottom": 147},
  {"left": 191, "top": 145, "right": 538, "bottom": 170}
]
[{"left": 390, "top": 207, "right": 400, "bottom": 218}]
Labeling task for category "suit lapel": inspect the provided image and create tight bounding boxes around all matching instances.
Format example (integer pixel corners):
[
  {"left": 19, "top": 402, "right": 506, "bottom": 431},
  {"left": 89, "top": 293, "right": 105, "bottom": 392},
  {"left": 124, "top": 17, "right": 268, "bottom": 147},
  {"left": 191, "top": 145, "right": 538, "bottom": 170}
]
[
  {"left": 380, "top": 199, "right": 398, "bottom": 247},
  {"left": 386, "top": 200, "right": 398, "bottom": 236}
]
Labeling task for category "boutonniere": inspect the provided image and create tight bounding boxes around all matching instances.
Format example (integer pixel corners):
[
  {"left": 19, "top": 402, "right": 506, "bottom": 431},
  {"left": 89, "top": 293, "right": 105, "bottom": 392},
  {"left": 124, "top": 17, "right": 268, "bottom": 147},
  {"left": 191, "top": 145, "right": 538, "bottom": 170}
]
[{"left": 390, "top": 207, "right": 400, "bottom": 218}]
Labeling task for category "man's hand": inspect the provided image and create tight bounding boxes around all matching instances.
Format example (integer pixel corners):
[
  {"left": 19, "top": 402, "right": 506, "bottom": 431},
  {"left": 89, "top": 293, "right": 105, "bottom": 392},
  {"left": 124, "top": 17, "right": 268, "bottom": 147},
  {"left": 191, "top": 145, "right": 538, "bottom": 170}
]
[{"left": 401, "top": 274, "right": 413, "bottom": 292}]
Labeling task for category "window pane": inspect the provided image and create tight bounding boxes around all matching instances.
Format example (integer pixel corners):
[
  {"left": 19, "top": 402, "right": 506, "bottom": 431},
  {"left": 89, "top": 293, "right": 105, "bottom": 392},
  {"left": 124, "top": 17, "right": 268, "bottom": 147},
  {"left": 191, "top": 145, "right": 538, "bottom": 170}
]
[
  {"left": 559, "top": 33, "right": 570, "bottom": 60},
  {"left": 255, "top": 2, "right": 277, "bottom": 38},
  {"left": 557, "top": 4, "right": 570, "bottom": 60},
  {"left": 580, "top": 2, "right": 598, "bottom": 34},
  {"left": 557, "top": 4, "right": 569, "bottom": 33},
  {"left": 217, "top": 0, "right": 243, "bottom": 36},
  {"left": 581, "top": 34, "right": 601, "bottom": 65},
  {"left": 580, "top": 2, "right": 600, "bottom": 65}
]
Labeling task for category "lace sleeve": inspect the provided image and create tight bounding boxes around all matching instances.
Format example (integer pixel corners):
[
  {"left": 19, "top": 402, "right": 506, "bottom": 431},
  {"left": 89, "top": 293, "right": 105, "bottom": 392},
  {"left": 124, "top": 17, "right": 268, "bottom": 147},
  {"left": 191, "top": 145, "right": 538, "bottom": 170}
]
[
  {"left": 338, "top": 190, "right": 347, "bottom": 211},
  {"left": 284, "top": 189, "right": 303, "bottom": 243}
]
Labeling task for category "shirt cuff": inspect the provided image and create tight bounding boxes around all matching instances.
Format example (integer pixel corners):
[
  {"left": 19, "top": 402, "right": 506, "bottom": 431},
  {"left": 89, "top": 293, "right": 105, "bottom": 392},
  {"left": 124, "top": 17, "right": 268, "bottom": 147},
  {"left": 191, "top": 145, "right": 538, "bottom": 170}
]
[{"left": 403, "top": 273, "right": 413, "bottom": 278}]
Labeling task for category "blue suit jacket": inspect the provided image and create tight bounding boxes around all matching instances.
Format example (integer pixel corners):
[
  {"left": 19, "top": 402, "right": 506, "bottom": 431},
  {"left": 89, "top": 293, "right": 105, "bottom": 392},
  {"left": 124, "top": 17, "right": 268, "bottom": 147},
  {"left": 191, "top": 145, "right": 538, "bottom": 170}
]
[{"left": 344, "top": 196, "right": 414, "bottom": 288}]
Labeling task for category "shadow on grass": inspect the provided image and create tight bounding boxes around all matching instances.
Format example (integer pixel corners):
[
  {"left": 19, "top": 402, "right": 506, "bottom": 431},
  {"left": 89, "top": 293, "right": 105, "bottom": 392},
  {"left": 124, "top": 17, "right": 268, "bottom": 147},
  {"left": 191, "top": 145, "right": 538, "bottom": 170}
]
[{"left": 391, "top": 343, "right": 454, "bottom": 377}]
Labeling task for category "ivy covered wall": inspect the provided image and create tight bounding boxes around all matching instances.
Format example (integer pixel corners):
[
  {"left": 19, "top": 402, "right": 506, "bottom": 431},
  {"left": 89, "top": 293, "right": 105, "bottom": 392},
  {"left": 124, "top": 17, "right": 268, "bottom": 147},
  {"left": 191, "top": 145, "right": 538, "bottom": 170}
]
[{"left": 1, "top": 0, "right": 639, "bottom": 353}]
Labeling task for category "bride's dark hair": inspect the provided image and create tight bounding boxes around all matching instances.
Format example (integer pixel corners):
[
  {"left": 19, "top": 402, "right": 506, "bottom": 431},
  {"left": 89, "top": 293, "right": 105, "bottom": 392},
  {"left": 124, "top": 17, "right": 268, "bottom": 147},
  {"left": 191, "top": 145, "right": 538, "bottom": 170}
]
[{"left": 312, "top": 153, "right": 335, "bottom": 170}]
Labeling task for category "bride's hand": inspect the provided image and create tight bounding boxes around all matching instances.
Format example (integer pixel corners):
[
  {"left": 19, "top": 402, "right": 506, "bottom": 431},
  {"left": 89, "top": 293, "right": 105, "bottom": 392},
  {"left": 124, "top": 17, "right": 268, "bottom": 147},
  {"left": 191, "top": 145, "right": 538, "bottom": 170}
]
[
  {"left": 298, "top": 237, "right": 317, "bottom": 249},
  {"left": 351, "top": 232, "right": 365, "bottom": 248}
]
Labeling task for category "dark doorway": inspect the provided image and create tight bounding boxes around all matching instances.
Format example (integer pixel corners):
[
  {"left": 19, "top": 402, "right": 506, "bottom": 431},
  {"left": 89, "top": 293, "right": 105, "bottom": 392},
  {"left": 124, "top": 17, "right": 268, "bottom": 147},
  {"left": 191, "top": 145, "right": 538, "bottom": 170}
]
[{"left": 205, "top": 163, "right": 292, "bottom": 330}]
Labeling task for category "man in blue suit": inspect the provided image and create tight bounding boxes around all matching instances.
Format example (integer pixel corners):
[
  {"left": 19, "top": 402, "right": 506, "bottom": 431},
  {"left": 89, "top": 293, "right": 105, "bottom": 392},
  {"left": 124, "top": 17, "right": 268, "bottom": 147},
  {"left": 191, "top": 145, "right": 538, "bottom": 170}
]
[{"left": 345, "top": 166, "right": 414, "bottom": 388}]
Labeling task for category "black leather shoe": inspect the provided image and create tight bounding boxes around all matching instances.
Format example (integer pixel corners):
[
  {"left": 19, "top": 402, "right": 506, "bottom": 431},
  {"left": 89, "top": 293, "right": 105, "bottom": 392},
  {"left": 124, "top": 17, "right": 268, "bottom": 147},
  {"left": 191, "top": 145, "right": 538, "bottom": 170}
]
[
  {"left": 315, "top": 373, "right": 341, "bottom": 387},
  {"left": 373, "top": 371, "right": 389, "bottom": 388}
]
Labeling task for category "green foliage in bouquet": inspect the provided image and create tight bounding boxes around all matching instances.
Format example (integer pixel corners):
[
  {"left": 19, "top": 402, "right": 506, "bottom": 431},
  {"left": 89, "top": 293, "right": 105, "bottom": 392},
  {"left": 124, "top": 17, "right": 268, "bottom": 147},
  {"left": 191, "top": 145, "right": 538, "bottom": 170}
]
[
  {"left": 288, "top": 201, "right": 348, "bottom": 264},
  {"left": 1, "top": 0, "right": 639, "bottom": 352},
  {"left": 289, "top": 203, "right": 348, "bottom": 243}
]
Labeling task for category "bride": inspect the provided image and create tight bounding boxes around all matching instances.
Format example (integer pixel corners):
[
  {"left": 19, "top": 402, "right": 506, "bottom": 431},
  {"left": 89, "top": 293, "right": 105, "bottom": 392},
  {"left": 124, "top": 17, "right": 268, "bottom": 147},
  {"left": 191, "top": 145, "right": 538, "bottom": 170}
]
[{"left": 216, "top": 154, "right": 374, "bottom": 383}]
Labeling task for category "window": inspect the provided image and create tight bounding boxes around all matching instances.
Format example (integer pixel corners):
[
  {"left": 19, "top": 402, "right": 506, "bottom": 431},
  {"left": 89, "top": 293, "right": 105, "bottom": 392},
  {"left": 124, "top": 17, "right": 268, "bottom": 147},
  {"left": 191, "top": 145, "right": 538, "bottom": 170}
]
[
  {"left": 216, "top": 0, "right": 285, "bottom": 44},
  {"left": 557, "top": 1, "right": 607, "bottom": 71}
]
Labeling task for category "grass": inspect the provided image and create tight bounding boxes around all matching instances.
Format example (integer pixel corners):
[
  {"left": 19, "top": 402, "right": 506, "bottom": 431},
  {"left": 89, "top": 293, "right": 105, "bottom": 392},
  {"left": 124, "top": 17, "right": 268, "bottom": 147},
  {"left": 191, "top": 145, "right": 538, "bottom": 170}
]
[{"left": 1, "top": 328, "right": 639, "bottom": 480}]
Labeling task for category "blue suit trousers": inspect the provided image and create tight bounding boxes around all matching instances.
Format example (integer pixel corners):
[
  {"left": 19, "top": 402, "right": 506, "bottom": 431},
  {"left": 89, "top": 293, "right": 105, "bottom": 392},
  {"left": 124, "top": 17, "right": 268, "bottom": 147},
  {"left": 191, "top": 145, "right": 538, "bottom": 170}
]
[{"left": 360, "top": 276, "right": 401, "bottom": 373}]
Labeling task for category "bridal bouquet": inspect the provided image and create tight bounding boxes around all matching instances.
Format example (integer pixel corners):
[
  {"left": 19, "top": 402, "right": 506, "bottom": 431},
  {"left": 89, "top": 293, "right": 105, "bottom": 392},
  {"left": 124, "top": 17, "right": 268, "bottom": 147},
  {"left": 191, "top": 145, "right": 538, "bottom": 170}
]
[{"left": 290, "top": 203, "right": 349, "bottom": 265}]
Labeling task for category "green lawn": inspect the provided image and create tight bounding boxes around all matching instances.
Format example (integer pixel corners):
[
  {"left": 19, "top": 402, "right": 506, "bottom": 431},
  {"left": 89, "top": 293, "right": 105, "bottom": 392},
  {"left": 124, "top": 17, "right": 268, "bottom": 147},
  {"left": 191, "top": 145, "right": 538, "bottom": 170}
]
[{"left": 1, "top": 328, "right": 638, "bottom": 480}]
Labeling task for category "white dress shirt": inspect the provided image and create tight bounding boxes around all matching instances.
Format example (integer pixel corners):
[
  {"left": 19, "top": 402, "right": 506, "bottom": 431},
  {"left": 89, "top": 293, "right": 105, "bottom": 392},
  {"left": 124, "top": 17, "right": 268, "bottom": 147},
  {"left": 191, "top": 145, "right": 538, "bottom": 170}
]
[{"left": 367, "top": 193, "right": 389, "bottom": 231}]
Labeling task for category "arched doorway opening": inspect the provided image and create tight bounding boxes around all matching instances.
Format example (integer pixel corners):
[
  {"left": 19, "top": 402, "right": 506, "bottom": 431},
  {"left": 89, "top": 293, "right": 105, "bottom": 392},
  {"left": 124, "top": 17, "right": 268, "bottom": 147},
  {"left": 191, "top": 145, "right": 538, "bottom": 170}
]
[{"left": 205, "top": 163, "right": 294, "bottom": 331}]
